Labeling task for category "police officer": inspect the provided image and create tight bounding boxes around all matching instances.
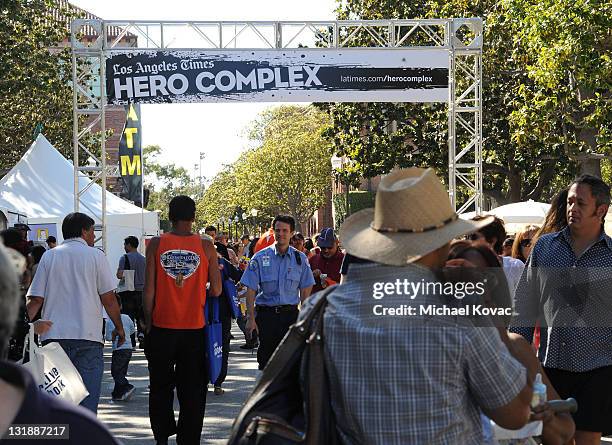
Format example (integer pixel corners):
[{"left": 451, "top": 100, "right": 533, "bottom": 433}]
[{"left": 240, "top": 215, "right": 315, "bottom": 370}]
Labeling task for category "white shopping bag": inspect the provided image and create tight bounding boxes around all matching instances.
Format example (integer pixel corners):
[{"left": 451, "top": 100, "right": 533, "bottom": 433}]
[
  {"left": 117, "top": 269, "right": 135, "bottom": 292},
  {"left": 21, "top": 327, "right": 89, "bottom": 405},
  {"left": 492, "top": 419, "right": 542, "bottom": 444}
]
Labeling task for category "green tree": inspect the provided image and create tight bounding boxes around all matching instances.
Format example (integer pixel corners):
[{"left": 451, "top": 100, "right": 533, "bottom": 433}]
[
  {"left": 503, "top": 0, "right": 612, "bottom": 177},
  {"left": 197, "top": 105, "right": 332, "bottom": 232},
  {"left": 234, "top": 106, "right": 332, "bottom": 231},
  {"left": 144, "top": 145, "right": 198, "bottom": 222},
  {"left": 195, "top": 163, "right": 239, "bottom": 228},
  {"left": 0, "top": 0, "right": 80, "bottom": 173},
  {"left": 325, "top": 0, "right": 608, "bottom": 206}
]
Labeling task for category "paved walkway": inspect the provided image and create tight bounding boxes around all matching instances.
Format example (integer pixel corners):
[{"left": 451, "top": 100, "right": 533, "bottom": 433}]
[
  {"left": 98, "top": 324, "right": 258, "bottom": 444},
  {"left": 96, "top": 326, "right": 612, "bottom": 444}
]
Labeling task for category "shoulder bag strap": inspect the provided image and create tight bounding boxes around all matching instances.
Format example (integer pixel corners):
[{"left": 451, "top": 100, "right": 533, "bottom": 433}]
[
  {"left": 305, "top": 287, "right": 336, "bottom": 445},
  {"left": 123, "top": 254, "right": 131, "bottom": 270},
  {"left": 238, "top": 286, "right": 336, "bottom": 416},
  {"left": 294, "top": 249, "right": 302, "bottom": 266}
]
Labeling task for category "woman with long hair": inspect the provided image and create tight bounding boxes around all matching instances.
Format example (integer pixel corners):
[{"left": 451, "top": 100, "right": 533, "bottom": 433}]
[
  {"left": 511, "top": 225, "right": 540, "bottom": 263},
  {"left": 534, "top": 188, "right": 568, "bottom": 243}
]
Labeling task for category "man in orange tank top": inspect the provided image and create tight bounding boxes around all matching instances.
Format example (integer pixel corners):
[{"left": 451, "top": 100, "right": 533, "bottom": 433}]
[{"left": 143, "top": 196, "right": 221, "bottom": 445}]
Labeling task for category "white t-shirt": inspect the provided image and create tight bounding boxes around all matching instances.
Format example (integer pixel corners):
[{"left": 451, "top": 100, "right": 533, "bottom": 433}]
[
  {"left": 105, "top": 314, "right": 135, "bottom": 351},
  {"left": 502, "top": 256, "right": 525, "bottom": 297},
  {"left": 27, "top": 238, "right": 116, "bottom": 344}
]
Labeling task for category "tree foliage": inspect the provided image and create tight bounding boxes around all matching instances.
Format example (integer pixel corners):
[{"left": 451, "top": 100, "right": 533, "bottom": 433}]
[
  {"left": 503, "top": 0, "right": 612, "bottom": 177},
  {"left": 197, "top": 105, "right": 332, "bottom": 232},
  {"left": 144, "top": 145, "right": 198, "bottom": 221},
  {"left": 196, "top": 163, "right": 238, "bottom": 228},
  {"left": 0, "top": 0, "right": 79, "bottom": 173},
  {"left": 326, "top": 0, "right": 610, "bottom": 206}
]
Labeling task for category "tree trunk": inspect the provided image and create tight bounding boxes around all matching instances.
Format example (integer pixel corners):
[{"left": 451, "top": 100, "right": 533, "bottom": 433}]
[
  {"left": 580, "top": 158, "right": 601, "bottom": 177},
  {"left": 573, "top": 83, "right": 601, "bottom": 178},
  {"left": 507, "top": 168, "right": 522, "bottom": 203}
]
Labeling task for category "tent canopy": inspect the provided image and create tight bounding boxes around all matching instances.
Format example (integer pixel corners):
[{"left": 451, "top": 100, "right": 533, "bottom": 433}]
[
  {"left": 488, "top": 200, "right": 550, "bottom": 225},
  {"left": 459, "top": 200, "right": 551, "bottom": 234},
  {"left": 0, "top": 134, "right": 158, "bottom": 265}
]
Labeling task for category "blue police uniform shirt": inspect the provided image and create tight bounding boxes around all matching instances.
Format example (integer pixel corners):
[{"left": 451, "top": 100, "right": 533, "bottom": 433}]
[{"left": 240, "top": 244, "right": 315, "bottom": 306}]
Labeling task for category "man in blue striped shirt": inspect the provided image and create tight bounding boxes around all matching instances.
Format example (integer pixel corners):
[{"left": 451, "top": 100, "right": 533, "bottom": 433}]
[{"left": 510, "top": 174, "right": 612, "bottom": 444}]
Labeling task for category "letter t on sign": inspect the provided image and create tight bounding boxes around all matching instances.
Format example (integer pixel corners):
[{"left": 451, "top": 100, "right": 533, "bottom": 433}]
[{"left": 124, "top": 128, "right": 138, "bottom": 149}]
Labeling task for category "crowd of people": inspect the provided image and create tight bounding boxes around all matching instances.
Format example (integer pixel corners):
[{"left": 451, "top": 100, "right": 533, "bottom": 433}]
[{"left": 0, "top": 168, "right": 610, "bottom": 444}]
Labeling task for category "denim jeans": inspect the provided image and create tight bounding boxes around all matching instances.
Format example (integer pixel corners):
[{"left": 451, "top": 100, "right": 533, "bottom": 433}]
[
  {"left": 111, "top": 348, "right": 133, "bottom": 398},
  {"left": 43, "top": 339, "right": 104, "bottom": 413}
]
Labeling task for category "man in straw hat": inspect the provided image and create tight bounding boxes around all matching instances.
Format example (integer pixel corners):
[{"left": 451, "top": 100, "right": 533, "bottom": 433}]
[{"left": 298, "top": 167, "right": 534, "bottom": 444}]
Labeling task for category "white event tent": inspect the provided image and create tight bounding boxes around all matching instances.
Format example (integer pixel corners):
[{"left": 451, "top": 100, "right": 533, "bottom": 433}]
[
  {"left": 461, "top": 199, "right": 612, "bottom": 235},
  {"left": 0, "top": 134, "right": 159, "bottom": 267},
  {"left": 459, "top": 200, "right": 551, "bottom": 234}
]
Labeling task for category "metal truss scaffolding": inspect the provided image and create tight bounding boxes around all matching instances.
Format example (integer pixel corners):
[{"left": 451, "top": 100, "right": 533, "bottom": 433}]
[{"left": 71, "top": 18, "right": 483, "bottom": 252}]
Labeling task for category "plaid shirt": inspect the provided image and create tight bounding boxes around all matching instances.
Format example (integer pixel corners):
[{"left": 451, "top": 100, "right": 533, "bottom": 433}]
[{"left": 300, "top": 262, "right": 526, "bottom": 445}]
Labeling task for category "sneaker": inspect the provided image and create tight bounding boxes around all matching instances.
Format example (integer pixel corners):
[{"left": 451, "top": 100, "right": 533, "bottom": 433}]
[
  {"left": 214, "top": 386, "right": 224, "bottom": 395},
  {"left": 120, "top": 385, "right": 135, "bottom": 401},
  {"left": 239, "top": 342, "right": 258, "bottom": 350}
]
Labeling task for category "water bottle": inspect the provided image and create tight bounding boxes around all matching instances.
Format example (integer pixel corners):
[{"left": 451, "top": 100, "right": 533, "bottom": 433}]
[
  {"left": 320, "top": 273, "right": 328, "bottom": 289},
  {"left": 531, "top": 373, "right": 547, "bottom": 408}
]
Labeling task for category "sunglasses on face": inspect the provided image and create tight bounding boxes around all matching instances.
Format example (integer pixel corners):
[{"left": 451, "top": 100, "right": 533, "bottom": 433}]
[{"left": 520, "top": 239, "right": 532, "bottom": 248}]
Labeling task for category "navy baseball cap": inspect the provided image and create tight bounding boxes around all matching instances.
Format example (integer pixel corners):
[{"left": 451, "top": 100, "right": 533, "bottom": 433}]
[{"left": 317, "top": 228, "right": 337, "bottom": 248}]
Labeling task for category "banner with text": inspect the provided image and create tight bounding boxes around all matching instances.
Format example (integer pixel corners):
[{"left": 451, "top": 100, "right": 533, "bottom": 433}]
[
  {"left": 118, "top": 103, "right": 142, "bottom": 207},
  {"left": 106, "top": 49, "right": 449, "bottom": 104}
]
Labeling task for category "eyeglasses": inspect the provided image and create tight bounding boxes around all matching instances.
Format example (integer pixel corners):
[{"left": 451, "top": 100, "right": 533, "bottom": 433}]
[{"left": 519, "top": 239, "right": 532, "bottom": 248}]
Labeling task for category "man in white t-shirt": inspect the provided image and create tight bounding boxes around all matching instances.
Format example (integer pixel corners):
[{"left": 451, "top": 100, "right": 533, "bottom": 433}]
[{"left": 26, "top": 212, "right": 125, "bottom": 413}]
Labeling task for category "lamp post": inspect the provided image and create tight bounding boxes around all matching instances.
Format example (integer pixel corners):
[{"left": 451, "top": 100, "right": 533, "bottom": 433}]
[
  {"left": 251, "top": 209, "right": 259, "bottom": 235},
  {"left": 331, "top": 156, "right": 350, "bottom": 219},
  {"left": 198, "top": 152, "right": 206, "bottom": 197},
  {"left": 242, "top": 212, "right": 248, "bottom": 235},
  {"left": 234, "top": 215, "right": 239, "bottom": 240}
]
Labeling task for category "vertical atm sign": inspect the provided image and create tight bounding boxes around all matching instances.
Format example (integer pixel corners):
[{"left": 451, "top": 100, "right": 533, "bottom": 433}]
[{"left": 118, "top": 103, "right": 143, "bottom": 206}]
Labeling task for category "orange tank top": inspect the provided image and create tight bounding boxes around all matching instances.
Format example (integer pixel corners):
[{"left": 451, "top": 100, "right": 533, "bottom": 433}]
[{"left": 153, "top": 233, "right": 209, "bottom": 329}]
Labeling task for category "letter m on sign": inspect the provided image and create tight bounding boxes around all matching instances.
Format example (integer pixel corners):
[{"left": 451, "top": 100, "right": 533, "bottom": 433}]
[{"left": 121, "top": 155, "right": 141, "bottom": 175}]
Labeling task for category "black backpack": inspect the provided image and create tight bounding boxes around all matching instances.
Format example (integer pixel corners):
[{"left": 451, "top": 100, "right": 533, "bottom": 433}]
[{"left": 227, "top": 287, "right": 341, "bottom": 445}]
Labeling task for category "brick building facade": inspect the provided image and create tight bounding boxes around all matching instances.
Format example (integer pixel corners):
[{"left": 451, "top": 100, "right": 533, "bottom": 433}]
[{"left": 306, "top": 172, "right": 383, "bottom": 237}]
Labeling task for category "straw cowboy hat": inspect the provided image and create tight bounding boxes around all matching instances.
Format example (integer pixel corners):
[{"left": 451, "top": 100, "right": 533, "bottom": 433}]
[{"left": 339, "top": 168, "right": 494, "bottom": 266}]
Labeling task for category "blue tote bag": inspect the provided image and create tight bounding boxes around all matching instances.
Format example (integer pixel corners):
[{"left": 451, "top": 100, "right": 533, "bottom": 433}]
[
  {"left": 223, "top": 278, "right": 242, "bottom": 320},
  {"left": 204, "top": 296, "right": 223, "bottom": 384},
  {"left": 220, "top": 258, "right": 242, "bottom": 320}
]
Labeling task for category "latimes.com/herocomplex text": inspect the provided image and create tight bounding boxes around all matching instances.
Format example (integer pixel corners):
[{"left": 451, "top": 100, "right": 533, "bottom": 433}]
[
  {"left": 371, "top": 279, "right": 513, "bottom": 317},
  {"left": 340, "top": 74, "right": 434, "bottom": 83}
]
